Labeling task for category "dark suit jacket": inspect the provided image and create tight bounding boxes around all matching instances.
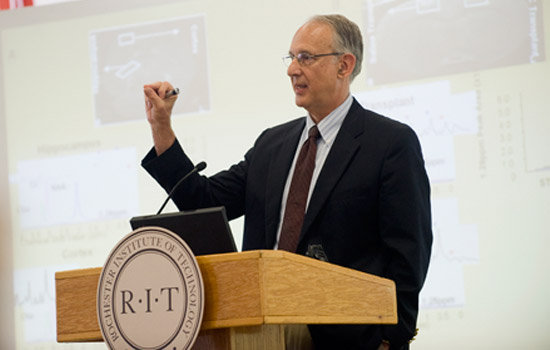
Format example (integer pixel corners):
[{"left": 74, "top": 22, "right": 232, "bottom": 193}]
[{"left": 142, "top": 99, "right": 432, "bottom": 350}]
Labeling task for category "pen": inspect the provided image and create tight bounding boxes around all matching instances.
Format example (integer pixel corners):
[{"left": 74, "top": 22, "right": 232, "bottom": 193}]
[{"left": 166, "top": 88, "right": 180, "bottom": 98}]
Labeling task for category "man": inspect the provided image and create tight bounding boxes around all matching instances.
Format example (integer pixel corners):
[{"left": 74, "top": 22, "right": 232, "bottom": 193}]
[{"left": 142, "top": 15, "right": 432, "bottom": 350}]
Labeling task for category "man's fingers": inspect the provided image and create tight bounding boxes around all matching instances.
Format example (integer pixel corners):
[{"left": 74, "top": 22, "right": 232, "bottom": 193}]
[
  {"left": 143, "top": 81, "right": 162, "bottom": 91},
  {"left": 143, "top": 81, "right": 174, "bottom": 99},
  {"left": 143, "top": 86, "right": 159, "bottom": 99},
  {"left": 144, "top": 95, "right": 152, "bottom": 110}
]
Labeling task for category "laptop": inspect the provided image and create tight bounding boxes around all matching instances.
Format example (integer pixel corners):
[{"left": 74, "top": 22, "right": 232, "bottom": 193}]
[{"left": 130, "top": 206, "right": 237, "bottom": 256}]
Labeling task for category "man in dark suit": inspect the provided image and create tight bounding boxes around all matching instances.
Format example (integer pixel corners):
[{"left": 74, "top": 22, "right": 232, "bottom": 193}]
[{"left": 142, "top": 14, "right": 431, "bottom": 350}]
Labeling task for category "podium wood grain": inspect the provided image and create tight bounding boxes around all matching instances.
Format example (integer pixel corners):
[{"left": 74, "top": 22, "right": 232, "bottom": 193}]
[{"left": 55, "top": 250, "right": 397, "bottom": 347}]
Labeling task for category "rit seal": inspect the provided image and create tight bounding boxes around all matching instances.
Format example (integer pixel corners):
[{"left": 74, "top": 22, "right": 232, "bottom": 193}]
[{"left": 97, "top": 227, "right": 204, "bottom": 350}]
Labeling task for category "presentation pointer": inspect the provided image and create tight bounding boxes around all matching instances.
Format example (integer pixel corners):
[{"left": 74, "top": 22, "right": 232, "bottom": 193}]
[
  {"left": 156, "top": 161, "right": 207, "bottom": 215},
  {"left": 165, "top": 88, "right": 180, "bottom": 98}
]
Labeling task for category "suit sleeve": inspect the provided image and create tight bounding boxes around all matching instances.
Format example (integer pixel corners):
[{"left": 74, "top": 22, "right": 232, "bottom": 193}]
[
  {"left": 378, "top": 125, "right": 432, "bottom": 348},
  {"left": 141, "top": 138, "right": 250, "bottom": 220}
]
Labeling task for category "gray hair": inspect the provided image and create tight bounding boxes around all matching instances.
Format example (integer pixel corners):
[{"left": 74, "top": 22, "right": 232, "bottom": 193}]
[{"left": 308, "top": 14, "right": 364, "bottom": 82}]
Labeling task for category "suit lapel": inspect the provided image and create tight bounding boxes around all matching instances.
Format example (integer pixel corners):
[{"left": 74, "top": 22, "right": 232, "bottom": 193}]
[
  {"left": 264, "top": 118, "right": 305, "bottom": 247},
  {"left": 299, "top": 101, "right": 364, "bottom": 242}
]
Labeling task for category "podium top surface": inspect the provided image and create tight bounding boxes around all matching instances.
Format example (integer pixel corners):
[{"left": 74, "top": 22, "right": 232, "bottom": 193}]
[{"left": 56, "top": 250, "right": 397, "bottom": 343}]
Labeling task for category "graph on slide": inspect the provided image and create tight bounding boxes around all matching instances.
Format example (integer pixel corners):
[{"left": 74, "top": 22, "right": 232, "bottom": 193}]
[
  {"left": 10, "top": 148, "right": 138, "bottom": 229},
  {"left": 520, "top": 90, "right": 550, "bottom": 172},
  {"left": 14, "top": 265, "right": 77, "bottom": 343},
  {"left": 420, "top": 197, "right": 479, "bottom": 309},
  {"left": 356, "top": 80, "right": 478, "bottom": 182}
]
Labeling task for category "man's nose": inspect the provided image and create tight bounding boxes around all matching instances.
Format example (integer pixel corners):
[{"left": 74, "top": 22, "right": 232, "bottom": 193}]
[{"left": 287, "top": 57, "right": 301, "bottom": 77}]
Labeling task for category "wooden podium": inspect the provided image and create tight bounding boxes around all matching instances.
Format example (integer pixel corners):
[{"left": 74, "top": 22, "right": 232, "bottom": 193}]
[{"left": 56, "top": 250, "right": 397, "bottom": 349}]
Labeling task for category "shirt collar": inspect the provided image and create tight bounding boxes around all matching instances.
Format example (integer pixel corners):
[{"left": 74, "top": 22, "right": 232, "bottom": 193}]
[{"left": 305, "top": 94, "right": 353, "bottom": 145}]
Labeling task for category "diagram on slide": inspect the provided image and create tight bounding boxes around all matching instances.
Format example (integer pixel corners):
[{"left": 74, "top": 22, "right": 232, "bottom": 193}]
[
  {"left": 363, "top": 0, "right": 545, "bottom": 84},
  {"left": 90, "top": 15, "right": 210, "bottom": 125}
]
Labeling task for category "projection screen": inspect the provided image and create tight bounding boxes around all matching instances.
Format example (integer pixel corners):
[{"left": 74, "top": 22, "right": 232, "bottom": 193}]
[{"left": 1, "top": 0, "right": 549, "bottom": 349}]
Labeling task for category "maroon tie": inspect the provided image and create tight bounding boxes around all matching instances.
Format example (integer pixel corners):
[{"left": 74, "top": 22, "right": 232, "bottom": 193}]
[{"left": 278, "top": 125, "right": 320, "bottom": 252}]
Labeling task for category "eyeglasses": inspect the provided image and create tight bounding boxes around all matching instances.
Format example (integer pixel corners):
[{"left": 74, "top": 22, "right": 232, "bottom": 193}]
[{"left": 282, "top": 52, "right": 343, "bottom": 67}]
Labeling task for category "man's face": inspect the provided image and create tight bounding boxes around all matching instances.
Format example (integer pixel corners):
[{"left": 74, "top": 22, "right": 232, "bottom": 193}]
[{"left": 287, "top": 22, "right": 343, "bottom": 122}]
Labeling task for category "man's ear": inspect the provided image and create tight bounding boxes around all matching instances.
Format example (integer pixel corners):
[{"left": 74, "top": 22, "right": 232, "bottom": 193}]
[{"left": 338, "top": 53, "right": 356, "bottom": 78}]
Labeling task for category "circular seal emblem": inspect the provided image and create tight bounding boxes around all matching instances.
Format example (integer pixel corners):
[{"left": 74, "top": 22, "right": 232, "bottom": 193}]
[{"left": 97, "top": 226, "right": 204, "bottom": 350}]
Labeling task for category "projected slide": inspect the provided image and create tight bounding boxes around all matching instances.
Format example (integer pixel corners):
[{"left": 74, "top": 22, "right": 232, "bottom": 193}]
[
  {"left": 356, "top": 80, "right": 478, "bottom": 183},
  {"left": 90, "top": 15, "right": 210, "bottom": 125},
  {"left": 10, "top": 148, "right": 138, "bottom": 229},
  {"left": 363, "top": 0, "right": 546, "bottom": 85}
]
